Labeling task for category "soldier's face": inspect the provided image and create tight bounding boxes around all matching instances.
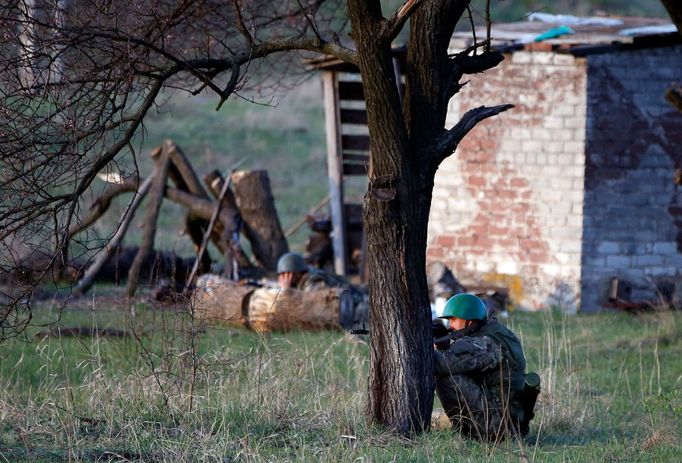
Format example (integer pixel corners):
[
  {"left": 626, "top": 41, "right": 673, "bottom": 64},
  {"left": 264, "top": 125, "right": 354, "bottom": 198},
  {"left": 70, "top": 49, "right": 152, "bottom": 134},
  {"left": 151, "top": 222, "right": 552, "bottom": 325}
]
[{"left": 449, "top": 317, "right": 468, "bottom": 331}]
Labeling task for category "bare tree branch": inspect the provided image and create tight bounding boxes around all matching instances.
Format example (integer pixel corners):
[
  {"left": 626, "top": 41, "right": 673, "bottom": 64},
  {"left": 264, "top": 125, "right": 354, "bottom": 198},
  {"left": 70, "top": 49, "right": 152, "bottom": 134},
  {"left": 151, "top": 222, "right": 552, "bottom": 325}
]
[
  {"left": 432, "top": 104, "right": 514, "bottom": 165},
  {"left": 382, "top": 0, "right": 424, "bottom": 43}
]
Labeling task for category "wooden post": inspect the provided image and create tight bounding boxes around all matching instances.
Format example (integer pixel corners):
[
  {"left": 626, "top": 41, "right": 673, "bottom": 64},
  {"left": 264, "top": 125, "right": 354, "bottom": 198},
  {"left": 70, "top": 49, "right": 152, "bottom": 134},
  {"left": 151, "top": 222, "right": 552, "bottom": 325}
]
[
  {"left": 323, "top": 71, "right": 347, "bottom": 276},
  {"left": 126, "top": 145, "right": 171, "bottom": 297}
]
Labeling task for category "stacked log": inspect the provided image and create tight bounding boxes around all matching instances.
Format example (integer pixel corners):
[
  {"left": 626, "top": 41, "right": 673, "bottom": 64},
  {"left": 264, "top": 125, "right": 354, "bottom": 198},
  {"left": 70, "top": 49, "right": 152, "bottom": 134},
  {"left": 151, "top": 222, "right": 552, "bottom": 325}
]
[{"left": 193, "top": 275, "right": 353, "bottom": 332}]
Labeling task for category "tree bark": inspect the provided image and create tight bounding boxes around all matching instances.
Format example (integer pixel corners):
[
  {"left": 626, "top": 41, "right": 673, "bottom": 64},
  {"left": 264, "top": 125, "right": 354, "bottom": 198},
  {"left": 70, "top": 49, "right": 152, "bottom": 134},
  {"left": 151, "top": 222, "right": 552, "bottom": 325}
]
[
  {"left": 347, "top": 0, "right": 435, "bottom": 435},
  {"left": 126, "top": 145, "right": 171, "bottom": 297},
  {"left": 230, "top": 170, "right": 289, "bottom": 271}
]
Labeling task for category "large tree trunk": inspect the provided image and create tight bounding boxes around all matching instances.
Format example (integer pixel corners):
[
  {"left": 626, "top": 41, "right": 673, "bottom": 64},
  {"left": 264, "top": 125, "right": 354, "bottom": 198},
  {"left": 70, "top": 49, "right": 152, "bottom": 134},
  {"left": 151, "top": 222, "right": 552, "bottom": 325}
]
[{"left": 347, "top": 0, "right": 435, "bottom": 435}]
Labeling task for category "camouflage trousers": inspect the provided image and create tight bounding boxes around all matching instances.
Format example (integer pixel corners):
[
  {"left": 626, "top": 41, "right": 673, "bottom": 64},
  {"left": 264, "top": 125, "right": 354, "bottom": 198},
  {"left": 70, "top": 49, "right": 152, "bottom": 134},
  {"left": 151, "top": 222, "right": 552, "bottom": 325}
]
[{"left": 435, "top": 374, "right": 521, "bottom": 441}]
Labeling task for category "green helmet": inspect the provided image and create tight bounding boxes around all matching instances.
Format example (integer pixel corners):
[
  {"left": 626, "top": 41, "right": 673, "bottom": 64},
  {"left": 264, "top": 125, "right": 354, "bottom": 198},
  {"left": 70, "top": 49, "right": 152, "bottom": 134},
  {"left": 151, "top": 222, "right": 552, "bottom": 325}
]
[
  {"left": 440, "top": 293, "right": 487, "bottom": 321},
  {"left": 276, "top": 252, "right": 308, "bottom": 274}
]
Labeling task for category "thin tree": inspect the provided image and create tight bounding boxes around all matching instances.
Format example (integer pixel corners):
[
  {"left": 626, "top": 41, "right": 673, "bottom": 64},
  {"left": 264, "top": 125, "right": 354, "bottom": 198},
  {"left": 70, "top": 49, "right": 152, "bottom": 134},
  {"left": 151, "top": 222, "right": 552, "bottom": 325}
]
[{"left": 0, "top": 0, "right": 510, "bottom": 434}]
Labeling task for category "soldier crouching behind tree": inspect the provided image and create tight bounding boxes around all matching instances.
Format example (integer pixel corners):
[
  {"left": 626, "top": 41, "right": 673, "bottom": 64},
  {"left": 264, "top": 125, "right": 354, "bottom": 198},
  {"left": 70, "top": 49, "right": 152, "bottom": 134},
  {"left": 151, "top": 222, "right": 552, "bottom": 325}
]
[{"left": 433, "top": 293, "right": 539, "bottom": 441}]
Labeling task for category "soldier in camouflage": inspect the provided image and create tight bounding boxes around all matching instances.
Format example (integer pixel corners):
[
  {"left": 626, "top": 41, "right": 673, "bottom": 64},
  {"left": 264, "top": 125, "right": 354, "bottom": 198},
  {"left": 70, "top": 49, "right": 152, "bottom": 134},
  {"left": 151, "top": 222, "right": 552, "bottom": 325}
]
[
  {"left": 276, "top": 252, "right": 368, "bottom": 327},
  {"left": 433, "top": 293, "right": 531, "bottom": 441}
]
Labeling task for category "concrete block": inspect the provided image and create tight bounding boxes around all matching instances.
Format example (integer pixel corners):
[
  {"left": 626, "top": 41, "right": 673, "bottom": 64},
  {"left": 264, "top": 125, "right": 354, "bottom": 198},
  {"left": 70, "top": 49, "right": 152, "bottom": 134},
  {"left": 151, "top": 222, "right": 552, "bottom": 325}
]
[
  {"left": 531, "top": 52, "right": 553, "bottom": 65},
  {"left": 545, "top": 141, "right": 564, "bottom": 153},
  {"left": 653, "top": 242, "right": 678, "bottom": 255},
  {"left": 532, "top": 128, "right": 553, "bottom": 141},
  {"left": 636, "top": 255, "right": 664, "bottom": 266},
  {"left": 522, "top": 140, "right": 542, "bottom": 153},
  {"left": 598, "top": 241, "right": 620, "bottom": 254},
  {"left": 553, "top": 54, "right": 576, "bottom": 66},
  {"left": 559, "top": 241, "right": 582, "bottom": 253},
  {"left": 511, "top": 52, "right": 533, "bottom": 64},
  {"left": 645, "top": 266, "right": 678, "bottom": 277},
  {"left": 607, "top": 255, "right": 631, "bottom": 268},
  {"left": 554, "top": 104, "right": 576, "bottom": 117},
  {"left": 544, "top": 116, "right": 564, "bottom": 129}
]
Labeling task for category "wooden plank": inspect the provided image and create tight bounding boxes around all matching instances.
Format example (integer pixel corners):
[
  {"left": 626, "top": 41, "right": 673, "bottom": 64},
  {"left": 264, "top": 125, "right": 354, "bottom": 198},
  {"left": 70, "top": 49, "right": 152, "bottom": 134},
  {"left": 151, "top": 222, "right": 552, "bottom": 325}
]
[
  {"left": 341, "top": 134, "right": 370, "bottom": 151},
  {"left": 340, "top": 108, "right": 367, "bottom": 125},
  {"left": 339, "top": 80, "right": 365, "bottom": 101},
  {"left": 323, "top": 71, "right": 347, "bottom": 275},
  {"left": 342, "top": 163, "right": 368, "bottom": 176},
  {"left": 342, "top": 153, "right": 369, "bottom": 163}
]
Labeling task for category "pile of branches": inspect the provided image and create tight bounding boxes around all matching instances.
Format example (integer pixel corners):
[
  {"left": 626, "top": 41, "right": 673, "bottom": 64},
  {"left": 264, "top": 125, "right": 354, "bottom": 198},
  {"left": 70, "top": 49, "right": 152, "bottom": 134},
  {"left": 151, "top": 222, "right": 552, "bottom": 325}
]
[{"left": 1, "top": 140, "right": 290, "bottom": 306}]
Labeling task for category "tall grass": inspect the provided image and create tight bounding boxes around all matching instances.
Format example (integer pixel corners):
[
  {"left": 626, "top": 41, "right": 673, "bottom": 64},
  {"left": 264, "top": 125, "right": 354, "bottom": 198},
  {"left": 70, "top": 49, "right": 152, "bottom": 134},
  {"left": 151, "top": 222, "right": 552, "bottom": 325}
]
[{"left": 1, "top": 294, "right": 681, "bottom": 462}]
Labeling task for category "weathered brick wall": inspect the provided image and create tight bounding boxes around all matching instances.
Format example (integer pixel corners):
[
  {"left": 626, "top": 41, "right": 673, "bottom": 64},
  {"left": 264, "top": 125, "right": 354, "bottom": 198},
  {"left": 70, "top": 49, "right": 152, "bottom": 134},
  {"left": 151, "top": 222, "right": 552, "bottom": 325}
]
[
  {"left": 581, "top": 45, "right": 682, "bottom": 312},
  {"left": 428, "top": 51, "right": 586, "bottom": 311}
]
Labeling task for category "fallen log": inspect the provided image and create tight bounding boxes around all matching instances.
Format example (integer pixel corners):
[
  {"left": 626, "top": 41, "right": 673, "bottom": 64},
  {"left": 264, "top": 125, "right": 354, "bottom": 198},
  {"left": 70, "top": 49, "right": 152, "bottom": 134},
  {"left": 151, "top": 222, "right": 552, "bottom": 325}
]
[
  {"left": 231, "top": 170, "right": 289, "bottom": 272},
  {"left": 193, "top": 275, "right": 255, "bottom": 326},
  {"left": 193, "top": 275, "right": 354, "bottom": 332},
  {"left": 247, "top": 286, "right": 353, "bottom": 333}
]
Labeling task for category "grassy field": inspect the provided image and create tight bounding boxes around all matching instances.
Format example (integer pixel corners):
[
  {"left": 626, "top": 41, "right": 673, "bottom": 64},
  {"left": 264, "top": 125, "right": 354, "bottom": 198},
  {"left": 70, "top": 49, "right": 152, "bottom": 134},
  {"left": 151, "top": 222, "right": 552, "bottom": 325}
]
[{"left": 1, "top": 293, "right": 680, "bottom": 462}]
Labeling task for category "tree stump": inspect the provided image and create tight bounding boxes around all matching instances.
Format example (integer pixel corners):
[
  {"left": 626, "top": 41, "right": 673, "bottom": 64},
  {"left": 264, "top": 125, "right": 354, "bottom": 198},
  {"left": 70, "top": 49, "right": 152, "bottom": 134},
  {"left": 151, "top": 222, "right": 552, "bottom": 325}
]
[{"left": 231, "top": 170, "right": 289, "bottom": 271}]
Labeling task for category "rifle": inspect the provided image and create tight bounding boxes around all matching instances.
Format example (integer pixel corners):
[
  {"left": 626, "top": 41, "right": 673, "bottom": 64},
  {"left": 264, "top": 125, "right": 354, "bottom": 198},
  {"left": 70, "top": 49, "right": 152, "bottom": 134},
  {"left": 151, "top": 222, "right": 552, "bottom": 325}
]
[{"left": 350, "top": 322, "right": 466, "bottom": 351}]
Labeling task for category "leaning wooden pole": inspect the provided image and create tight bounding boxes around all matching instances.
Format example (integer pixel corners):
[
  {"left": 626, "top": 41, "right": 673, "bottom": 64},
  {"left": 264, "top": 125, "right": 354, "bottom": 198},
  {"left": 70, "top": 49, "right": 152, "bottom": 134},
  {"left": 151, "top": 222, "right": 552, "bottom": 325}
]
[
  {"left": 73, "top": 175, "right": 154, "bottom": 296},
  {"left": 126, "top": 145, "right": 171, "bottom": 297}
]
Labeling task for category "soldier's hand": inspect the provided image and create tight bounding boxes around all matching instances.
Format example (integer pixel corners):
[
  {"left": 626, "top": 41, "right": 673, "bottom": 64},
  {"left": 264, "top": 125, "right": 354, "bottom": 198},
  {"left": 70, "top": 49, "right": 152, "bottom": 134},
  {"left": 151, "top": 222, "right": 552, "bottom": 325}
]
[{"left": 278, "top": 271, "right": 294, "bottom": 290}]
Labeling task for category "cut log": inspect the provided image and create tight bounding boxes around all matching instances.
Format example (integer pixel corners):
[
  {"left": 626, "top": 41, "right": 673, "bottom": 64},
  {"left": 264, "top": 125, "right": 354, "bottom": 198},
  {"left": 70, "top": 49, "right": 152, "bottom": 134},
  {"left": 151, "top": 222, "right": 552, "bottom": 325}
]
[
  {"left": 230, "top": 170, "right": 289, "bottom": 271},
  {"left": 193, "top": 275, "right": 254, "bottom": 326},
  {"left": 247, "top": 286, "right": 353, "bottom": 332}
]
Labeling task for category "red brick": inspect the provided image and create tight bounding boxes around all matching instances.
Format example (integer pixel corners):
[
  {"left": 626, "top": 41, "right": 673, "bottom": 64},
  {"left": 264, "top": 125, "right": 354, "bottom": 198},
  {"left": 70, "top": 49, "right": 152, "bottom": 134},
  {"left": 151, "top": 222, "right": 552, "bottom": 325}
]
[
  {"left": 467, "top": 176, "right": 486, "bottom": 187},
  {"left": 489, "top": 225, "right": 508, "bottom": 236},
  {"left": 510, "top": 177, "right": 529, "bottom": 188},
  {"left": 427, "top": 247, "right": 444, "bottom": 258},
  {"left": 458, "top": 236, "right": 476, "bottom": 246},
  {"left": 436, "top": 235, "right": 455, "bottom": 247}
]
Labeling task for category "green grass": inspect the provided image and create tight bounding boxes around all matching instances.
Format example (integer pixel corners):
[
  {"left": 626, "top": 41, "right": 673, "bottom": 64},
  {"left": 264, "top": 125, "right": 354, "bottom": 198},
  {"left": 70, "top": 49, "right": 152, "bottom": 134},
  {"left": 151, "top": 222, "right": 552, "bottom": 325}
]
[{"left": 1, "top": 295, "right": 681, "bottom": 462}]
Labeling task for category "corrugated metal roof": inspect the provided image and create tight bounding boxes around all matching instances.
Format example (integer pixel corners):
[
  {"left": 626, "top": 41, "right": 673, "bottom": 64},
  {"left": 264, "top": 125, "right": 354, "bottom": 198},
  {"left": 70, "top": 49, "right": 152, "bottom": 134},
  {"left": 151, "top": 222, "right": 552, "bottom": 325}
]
[{"left": 451, "top": 13, "right": 680, "bottom": 54}]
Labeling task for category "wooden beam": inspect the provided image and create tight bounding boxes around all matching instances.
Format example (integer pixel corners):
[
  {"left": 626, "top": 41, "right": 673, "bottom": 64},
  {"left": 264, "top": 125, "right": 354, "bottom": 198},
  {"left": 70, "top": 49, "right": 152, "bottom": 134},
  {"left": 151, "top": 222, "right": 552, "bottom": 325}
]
[
  {"left": 341, "top": 134, "right": 370, "bottom": 151},
  {"left": 338, "top": 80, "right": 365, "bottom": 101},
  {"left": 323, "top": 71, "right": 347, "bottom": 275},
  {"left": 340, "top": 108, "right": 368, "bottom": 125}
]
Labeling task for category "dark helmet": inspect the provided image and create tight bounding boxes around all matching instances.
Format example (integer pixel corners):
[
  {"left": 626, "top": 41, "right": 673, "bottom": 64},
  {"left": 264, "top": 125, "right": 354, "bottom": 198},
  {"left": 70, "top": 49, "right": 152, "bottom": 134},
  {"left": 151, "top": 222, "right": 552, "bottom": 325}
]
[
  {"left": 439, "top": 293, "right": 487, "bottom": 321},
  {"left": 276, "top": 252, "right": 308, "bottom": 274}
]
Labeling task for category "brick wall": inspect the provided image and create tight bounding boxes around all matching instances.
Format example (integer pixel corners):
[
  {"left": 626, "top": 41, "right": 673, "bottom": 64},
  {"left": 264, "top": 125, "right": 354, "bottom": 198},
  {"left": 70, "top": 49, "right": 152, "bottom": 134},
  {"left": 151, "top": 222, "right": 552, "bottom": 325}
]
[
  {"left": 428, "top": 51, "right": 587, "bottom": 311},
  {"left": 581, "top": 45, "right": 682, "bottom": 312}
]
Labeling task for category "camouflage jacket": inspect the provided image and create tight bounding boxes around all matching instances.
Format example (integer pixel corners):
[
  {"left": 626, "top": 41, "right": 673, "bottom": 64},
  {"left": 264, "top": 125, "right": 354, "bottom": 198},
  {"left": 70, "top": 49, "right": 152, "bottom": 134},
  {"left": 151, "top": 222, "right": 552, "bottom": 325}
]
[
  {"left": 433, "top": 320, "right": 526, "bottom": 420},
  {"left": 295, "top": 268, "right": 350, "bottom": 291}
]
